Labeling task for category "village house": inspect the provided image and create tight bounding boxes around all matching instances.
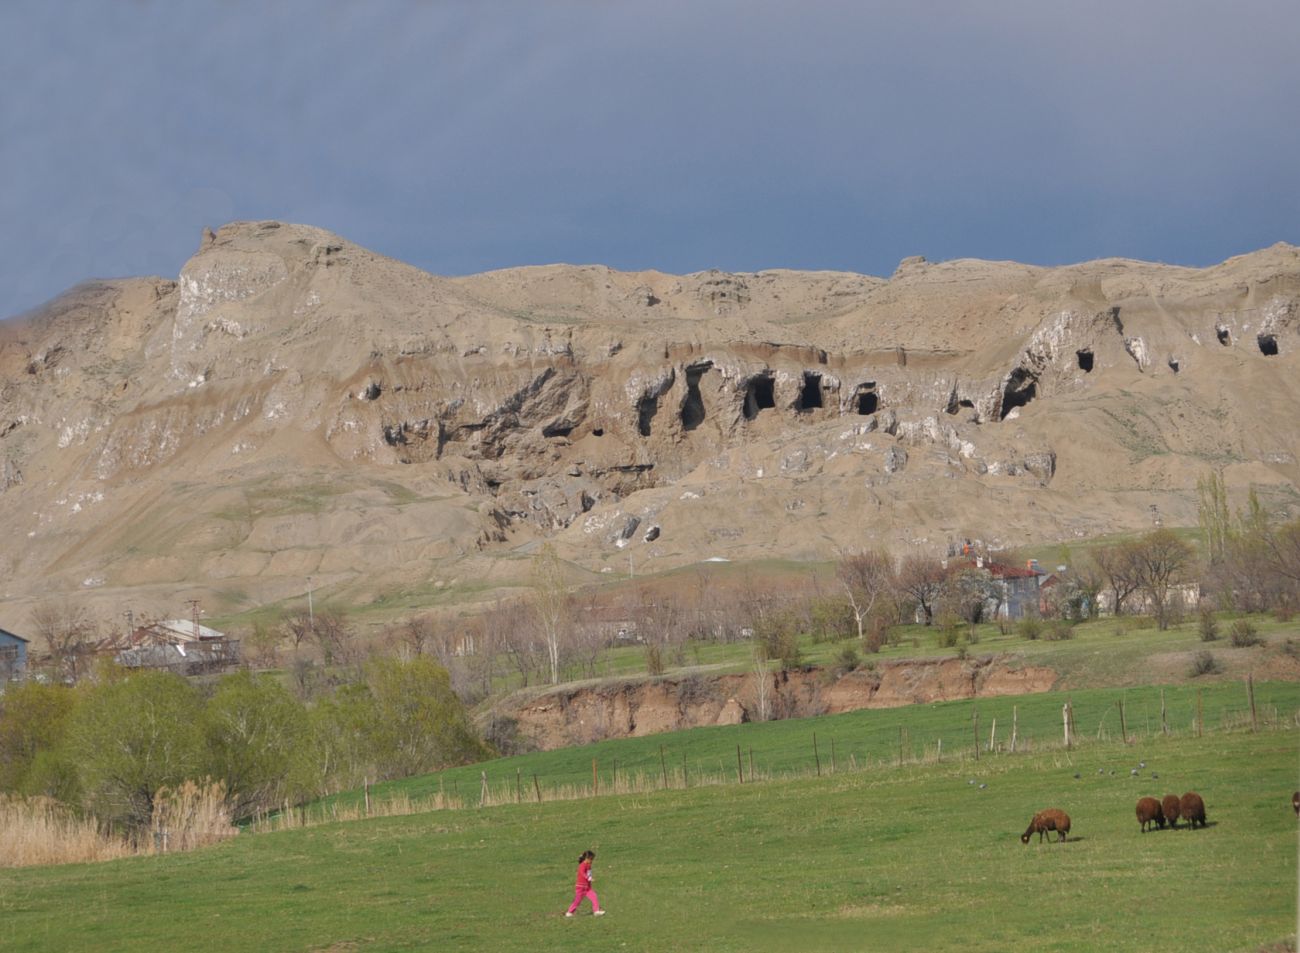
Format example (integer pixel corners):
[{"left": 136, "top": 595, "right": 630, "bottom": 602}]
[
  {"left": 0, "top": 626, "right": 29, "bottom": 681},
  {"left": 944, "top": 556, "right": 1046, "bottom": 621},
  {"left": 113, "top": 619, "right": 241, "bottom": 676}
]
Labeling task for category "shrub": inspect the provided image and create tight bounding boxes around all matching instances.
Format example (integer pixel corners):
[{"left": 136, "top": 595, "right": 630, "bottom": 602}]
[
  {"left": 1281, "top": 638, "right": 1300, "bottom": 660},
  {"left": 1189, "top": 651, "right": 1222, "bottom": 677},
  {"left": 965, "top": 624, "right": 981, "bottom": 645},
  {"left": 935, "top": 615, "right": 961, "bottom": 648},
  {"left": 645, "top": 645, "right": 664, "bottom": 676},
  {"left": 835, "top": 645, "right": 861, "bottom": 674},
  {"left": 1229, "top": 619, "right": 1261, "bottom": 647},
  {"left": 1017, "top": 618, "right": 1042, "bottom": 641},
  {"left": 1198, "top": 608, "right": 1219, "bottom": 642},
  {"left": 1045, "top": 620, "right": 1075, "bottom": 641}
]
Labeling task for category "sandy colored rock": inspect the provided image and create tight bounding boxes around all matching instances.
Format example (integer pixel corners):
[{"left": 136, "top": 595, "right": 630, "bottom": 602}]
[{"left": 1, "top": 221, "right": 1298, "bottom": 622}]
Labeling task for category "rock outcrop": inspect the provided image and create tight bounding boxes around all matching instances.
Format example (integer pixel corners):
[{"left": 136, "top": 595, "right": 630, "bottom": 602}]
[{"left": 1, "top": 222, "right": 1298, "bottom": 619}]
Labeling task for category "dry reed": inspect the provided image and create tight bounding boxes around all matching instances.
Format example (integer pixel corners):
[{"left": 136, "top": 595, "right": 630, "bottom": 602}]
[{"left": 0, "top": 795, "right": 132, "bottom": 868}]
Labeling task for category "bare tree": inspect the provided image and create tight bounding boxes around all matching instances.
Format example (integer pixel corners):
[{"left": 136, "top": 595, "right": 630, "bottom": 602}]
[
  {"left": 29, "top": 599, "right": 95, "bottom": 681},
  {"left": 311, "top": 609, "right": 357, "bottom": 666},
  {"left": 751, "top": 644, "right": 772, "bottom": 722},
  {"left": 897, "top": 555, "right": 946, "bottom": 625},
  {"left": 279, "top": 608, "right": 314, "bottom": 652},
  {"left": 1090, "top": 543, "right": 1143, "bottom": 616},
  {"left": 530, "top": 545, "right": 571, "bottom": 684},
  {"left": 836, "top": 549, "right": 896, "bottom": 640},
  {"left": 1129, "top": 529, "right": 1195, "bottom": 630}
]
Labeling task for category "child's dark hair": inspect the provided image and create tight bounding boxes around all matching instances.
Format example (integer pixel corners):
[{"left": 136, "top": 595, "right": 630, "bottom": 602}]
[{"left": 578, "top": 849, "right": 595, "bottom": 862}]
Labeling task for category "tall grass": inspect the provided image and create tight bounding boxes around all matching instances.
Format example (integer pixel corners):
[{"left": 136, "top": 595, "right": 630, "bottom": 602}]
[
  {"left": 0, "top": 796, "right": 131, "bottom": 868},
  {"left": 1, "top": 780, "right": 237, "bottom": 868}
]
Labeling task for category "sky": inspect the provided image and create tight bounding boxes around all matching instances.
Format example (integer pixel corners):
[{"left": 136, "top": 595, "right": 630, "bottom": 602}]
[{"left": 2, "top": 0, "right": 1299, "bottom": 320}]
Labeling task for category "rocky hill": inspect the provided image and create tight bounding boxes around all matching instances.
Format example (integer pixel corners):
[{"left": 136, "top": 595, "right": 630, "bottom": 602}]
[{"left": 1, "top": 221, "right": 1298, "bottom": 624}]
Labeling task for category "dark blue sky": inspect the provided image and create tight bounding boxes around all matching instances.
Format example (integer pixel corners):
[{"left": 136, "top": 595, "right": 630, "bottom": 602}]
[{"left": 3, "top": 0, "right": 1298, "bottom": 320}]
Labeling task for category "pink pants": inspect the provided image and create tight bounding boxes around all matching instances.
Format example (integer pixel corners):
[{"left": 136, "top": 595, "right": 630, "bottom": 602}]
[{"left": 567, "top": 886, "right": 600, "bottom": 914}]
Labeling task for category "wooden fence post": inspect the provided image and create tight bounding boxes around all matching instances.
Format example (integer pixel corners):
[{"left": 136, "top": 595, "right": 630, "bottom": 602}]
[
  {"left": 1196, "top": 688, "right": 1203, "bottom": 738},
  {"left": 736, "top": 744, "right": 744, "bottom": 784},
  {"left": 1160, "top": 689, "right": 1168, "bottom": 735},
  {"left": 813, "top": 733, "right": 822, "bottom": 777},
  {"left": 972, "top": 709, "right": 980, "bottom": 761},
  {"left": 1247, "top": 674, "right": 1258, "bottom": 731},
  {"left": 660, "top": 745, "right": 668, "bottom": 789},
  {"left": 480, "top": 771, "right": 488, "bottom": 807},
  {"left": 749, "top": 747, "right": 754, "bottom": 782},
  {"left": 898, "top": 725, "right": 904, "bottom": 767},
  {"left": 592, "top": 759, "right": 598, "bottom": 797},
  {"left": 682, "top": 750, "right": 688, "bottom": 788},
  {"left": 989, "top": 717, "right": 997, "bottom": 753},
  {"left": 830, "top": 737, "right": 837, "bottom": 774},
  {"left": 533, "top": 773, "right": 542, "bottom": 803},
  {"left": 1010, "top": 705, "right": 1018, "bottom": 752},
  {"left": 1118, "top": 698, "right": 1128, "bottom": 744},
  {"left": 364, "top": 777, "right": 371, "bottom": 816},
  {"left": 516, "top": 768, "right": 522, "bottom": 804},
  {"left": 1062, "top": 702, "right": 1071, "bottom": 749},
  {"left": 937, "top": 738, "right": 943, "bottom": 763}
]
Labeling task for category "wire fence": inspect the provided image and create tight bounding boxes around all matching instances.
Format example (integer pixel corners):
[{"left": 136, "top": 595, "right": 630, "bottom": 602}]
[{"left": 250, "top": 680, "right": 1299, "bottom": 833}]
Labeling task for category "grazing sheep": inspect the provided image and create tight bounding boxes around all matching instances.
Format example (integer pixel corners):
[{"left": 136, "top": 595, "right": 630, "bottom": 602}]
[
  {"left": 1179, "top": 792, "right": 1207, "bottom": 829},
  {"left": 1021, "top": 808, "right": 1071, "bottom": 844},
  {"left": 1161, "top": 794, "right": 1181, "bottom": 830},
  {"left": 1293, "top": 791, "right": 1299, "bottom": 817},
  {"left": 1136, "top": 796, "right": 1164, "bottom": 833}
]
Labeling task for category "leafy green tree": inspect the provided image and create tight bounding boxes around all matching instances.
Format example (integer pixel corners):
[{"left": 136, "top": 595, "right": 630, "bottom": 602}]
[
  {"left": 0, "top": 681, "right": 77, "bottom": 793},
  {"left": 67, "top": 671, "right": 205, "bottom": 829},
  {"left": 364, "top": 657, "right": 488, "bottom": 779},
  {"left": 202, "top": 671, "right": 309, "bottom": 820}
]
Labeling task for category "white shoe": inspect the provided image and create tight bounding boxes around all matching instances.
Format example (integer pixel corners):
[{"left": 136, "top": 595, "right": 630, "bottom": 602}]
[
  {"left": 565, "top": 912, "right": 574, "bottom": 917},
  {"left": 594, "top": 910, "right": 606, "bottom": 916}
]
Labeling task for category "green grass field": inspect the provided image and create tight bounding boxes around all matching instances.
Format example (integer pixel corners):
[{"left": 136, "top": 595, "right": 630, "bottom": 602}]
[{"left": 4, "top": 690, "right": 1297, "bottom": 952}]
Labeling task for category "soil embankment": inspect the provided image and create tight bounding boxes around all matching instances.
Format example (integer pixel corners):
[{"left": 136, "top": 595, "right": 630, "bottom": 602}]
[{"left": 504, "top": 655, "right": 1056, "bottom": 750}]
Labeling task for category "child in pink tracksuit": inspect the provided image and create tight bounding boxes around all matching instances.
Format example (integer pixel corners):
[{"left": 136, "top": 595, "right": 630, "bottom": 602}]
[{"left": 564, "top": 850, "right": 604, "bottom": 917}]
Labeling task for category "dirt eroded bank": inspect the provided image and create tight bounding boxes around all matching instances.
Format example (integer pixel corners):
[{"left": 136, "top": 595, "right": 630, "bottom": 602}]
[{"left": 504, "top": 654, "right": 1057, "bottom": 750}]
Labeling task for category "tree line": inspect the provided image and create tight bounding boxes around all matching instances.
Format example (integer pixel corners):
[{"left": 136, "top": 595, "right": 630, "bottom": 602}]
[{"left": 0, "top": 657, "right": 486, "bottom": 834}]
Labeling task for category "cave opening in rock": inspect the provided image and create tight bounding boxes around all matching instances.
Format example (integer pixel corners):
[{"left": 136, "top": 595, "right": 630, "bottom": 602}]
[
  {"left": 1216, "top": 327, "right": 1231, "bottom": 346},
  {"left": 742, "top": 374, "right": 776, "bottom": 421},
  {"left": 1076, "top": 349, "right": 1094, "bottom": 373},
  {"left": 592, "top": 427, "right": 604, "bottom": 437},
  {"left": 681, "top": 362, "right": 712, "bottom": 431},
  {"left": 1167, "top": 357, "right": 1180, "bottom": 374},
  {"left": 637, "top": 395, "right": 659, "bottom": 436},
  {"left": 798, "top": 372, "right": 823, "bottom": 411},
  {"left": 1258, "top": 334, "right": 1279, "bottom": 356},
  {"left": 855, "top": 383, "right": 878, "bottom": 415},
  {"left": 364, "top": 381, "right": 382, "bottom": 400},
  {"left": 999, "top": 368, "right": 1037, "bottom": 420},
  {"left": 542, "top": 421, "right": 574, "bottom": 438}
]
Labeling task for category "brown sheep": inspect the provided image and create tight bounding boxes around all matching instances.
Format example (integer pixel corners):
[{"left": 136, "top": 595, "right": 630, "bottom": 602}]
[
  {"left": 1021, "top": 808, "right": 1071, "bottom": 844},
  {"left": 1293, "top": 791, "right": 1299, "bottom": 817},
  {"left": 1161, "top": 794, "right": 1181, "bottom": 830},
  {"left": 1136, "top": 796, "right": 1164, "bottom": 833},
  {"left": 1179, "top": 792, "right": 1207, "bottom": 829}
]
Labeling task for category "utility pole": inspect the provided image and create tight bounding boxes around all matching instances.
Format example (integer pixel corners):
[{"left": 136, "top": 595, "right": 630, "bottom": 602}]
[
  {"left": 307, "top": 576, "right": 314, "bottom": 628},
  {"left": 186, "top": 599, "right": 201, "bottom": 640}
]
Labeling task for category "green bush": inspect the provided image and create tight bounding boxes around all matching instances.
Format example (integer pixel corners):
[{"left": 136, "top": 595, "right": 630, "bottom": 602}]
[
  {"left": 1198, "top": 608, "right": 1219, "bottom": 642},
  {"left": 1190, "top": 651, "right": 1222, "bottom": 677},
  {"left": 1229, "top": 619, "right": 1261, "bottom": 647},
  {"left": 835, "top": 645, "right": 861, "bottom": 675},
  {"left": 1017, "top": 618, "right": 1042, "bottom": 640},
  {"left": 1045, "top": 620, "right": 1075, "bottom": 641}
]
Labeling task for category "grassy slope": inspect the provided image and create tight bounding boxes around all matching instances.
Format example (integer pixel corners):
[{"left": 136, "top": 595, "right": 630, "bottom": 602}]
[{"left": 4, "top": 697, "right": 1297, "bottom": 953}]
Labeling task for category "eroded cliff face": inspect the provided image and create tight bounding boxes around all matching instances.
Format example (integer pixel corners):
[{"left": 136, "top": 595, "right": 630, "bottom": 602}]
[
  {"left": 1, "top": 221, "right": 1298, "bottom": 619},
  {"left": 504, "top": 656, "right": 1058, "bottom": 750}
]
